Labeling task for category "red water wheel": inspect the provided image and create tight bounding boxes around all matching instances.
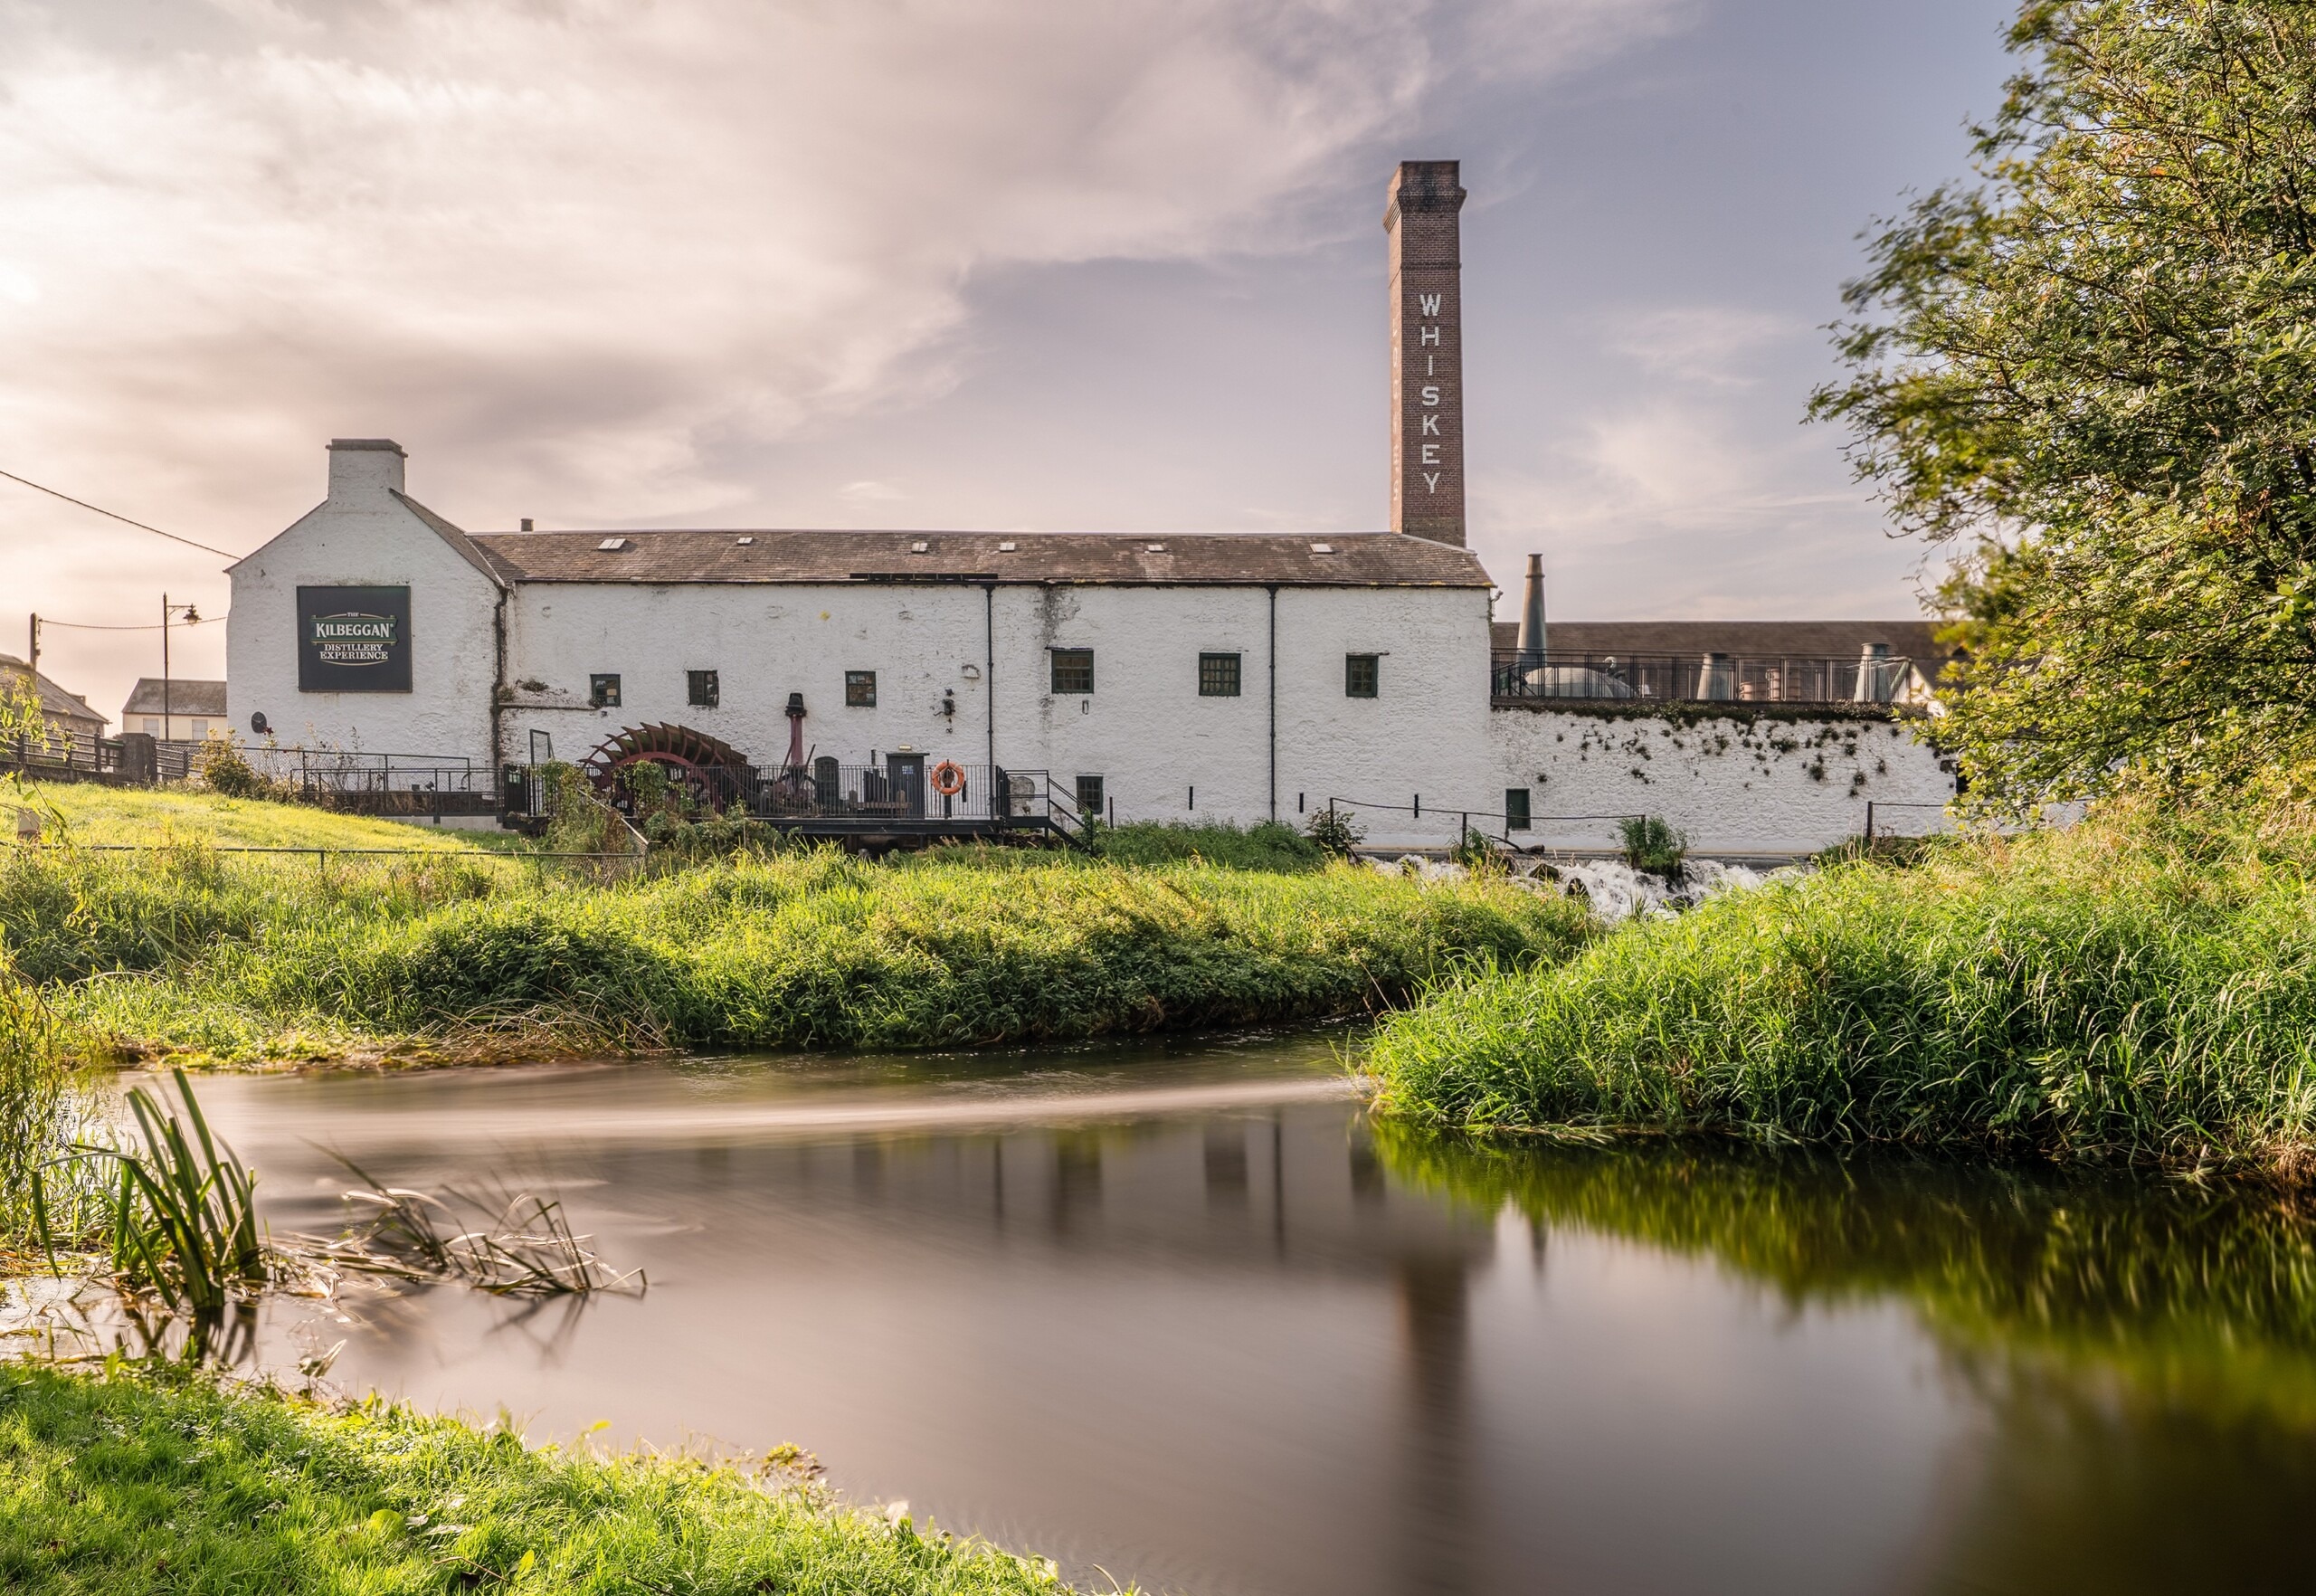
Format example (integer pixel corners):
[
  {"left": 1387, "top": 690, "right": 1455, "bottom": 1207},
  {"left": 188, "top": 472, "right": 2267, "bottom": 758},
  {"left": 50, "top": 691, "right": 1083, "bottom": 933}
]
[{"left": 583, "top": 722, "right": 751, "bottom": 813}]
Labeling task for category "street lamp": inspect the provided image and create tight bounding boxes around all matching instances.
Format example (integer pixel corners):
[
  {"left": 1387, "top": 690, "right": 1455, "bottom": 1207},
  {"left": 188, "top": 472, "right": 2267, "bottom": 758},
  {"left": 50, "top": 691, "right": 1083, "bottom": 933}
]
[{"left": 162, "top": 594, "right": 200, "bottom": 741}]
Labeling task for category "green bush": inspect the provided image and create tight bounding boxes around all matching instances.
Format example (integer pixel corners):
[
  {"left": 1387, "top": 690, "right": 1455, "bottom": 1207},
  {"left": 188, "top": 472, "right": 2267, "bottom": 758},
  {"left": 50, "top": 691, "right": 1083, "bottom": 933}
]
[
  {"left": 1617, "top": 814, "right": 1686, "bottom": 882},
  {"left": 537, "top": 763, "right": 634, "bottom": 859},
  {"left": 1451, "top": 826, "right": 1504, "bottom": 872},
  {"left": 191, "top": 738, "right": 296, "bottom": 803},
  {"left": 1367, "top": 801, "right": 2316, "bottom": 1178},
  {"left": 1305, "top": 806, "right": 1365, "bottom": 859}
]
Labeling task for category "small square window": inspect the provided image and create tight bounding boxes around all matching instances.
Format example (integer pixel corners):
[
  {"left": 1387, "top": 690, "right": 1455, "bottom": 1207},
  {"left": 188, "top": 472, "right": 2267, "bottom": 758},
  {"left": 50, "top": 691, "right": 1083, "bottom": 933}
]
[
  {"left": 1345, "top": 654, "right": 1380, "bottom": 698},
  {"left": 590, "top": 673, "right": 622, "bottom": 708},
  {"left": 1075, "top": 774, "right": 1105, "bottom": 818},
  {"left": 845, "top": 670, "right": 878, "bottom": 708},
  {"left": 1051, "top": 648, "right": 1095, "bottom": 694},
  {"left": 1504, "top": 788, "right": 1532, "bottom": 831},
  {"left": 1198, "top": 652, "right": 1242, "bottom": 697},
  {"left": 687, "top": 669, "right": 719, "bottom": 708}
]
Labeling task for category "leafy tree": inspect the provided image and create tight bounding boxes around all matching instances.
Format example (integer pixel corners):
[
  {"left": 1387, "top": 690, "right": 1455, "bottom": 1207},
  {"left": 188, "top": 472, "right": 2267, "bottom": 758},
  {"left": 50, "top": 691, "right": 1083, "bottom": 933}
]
[{"left": 1812, "top": 1, "right": 2316, "bottom": 811}]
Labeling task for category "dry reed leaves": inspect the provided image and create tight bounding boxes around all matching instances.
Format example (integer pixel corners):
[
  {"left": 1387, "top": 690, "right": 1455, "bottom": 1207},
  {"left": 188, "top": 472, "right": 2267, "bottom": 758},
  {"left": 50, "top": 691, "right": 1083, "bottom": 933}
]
[{"left": 295, "top": 1161, "right": 644, "bottom": 1297}]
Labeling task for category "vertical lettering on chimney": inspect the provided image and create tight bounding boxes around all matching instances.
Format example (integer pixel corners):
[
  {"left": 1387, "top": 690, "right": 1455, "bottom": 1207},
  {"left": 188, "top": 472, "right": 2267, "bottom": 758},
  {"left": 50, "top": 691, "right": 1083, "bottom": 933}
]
[{"left": 1385, "top": 160, "right": 1466, "bottom": 546}]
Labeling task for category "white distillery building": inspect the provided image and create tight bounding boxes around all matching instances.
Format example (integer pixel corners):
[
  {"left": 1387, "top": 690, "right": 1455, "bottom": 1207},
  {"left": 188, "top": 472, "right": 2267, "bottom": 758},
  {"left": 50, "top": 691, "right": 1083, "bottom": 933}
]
[{"left": 225, "top": 161, "right": 1957, "bottom": 854}]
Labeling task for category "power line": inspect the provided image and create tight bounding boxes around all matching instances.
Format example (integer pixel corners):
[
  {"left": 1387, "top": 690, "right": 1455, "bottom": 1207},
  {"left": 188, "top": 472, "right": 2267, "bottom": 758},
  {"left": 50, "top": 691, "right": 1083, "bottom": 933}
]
[
  {"left": 0, "top": 467, "right": 239, "bottom": 559},
  {"left": 36, "top": 613, "right": 226, "bottom": 632}
]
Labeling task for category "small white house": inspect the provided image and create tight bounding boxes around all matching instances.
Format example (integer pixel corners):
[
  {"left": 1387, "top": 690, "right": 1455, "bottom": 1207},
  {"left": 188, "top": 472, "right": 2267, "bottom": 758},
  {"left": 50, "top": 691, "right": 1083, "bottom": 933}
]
[{"left": 120, "top": 678, "right": 228, "bottom": 742}]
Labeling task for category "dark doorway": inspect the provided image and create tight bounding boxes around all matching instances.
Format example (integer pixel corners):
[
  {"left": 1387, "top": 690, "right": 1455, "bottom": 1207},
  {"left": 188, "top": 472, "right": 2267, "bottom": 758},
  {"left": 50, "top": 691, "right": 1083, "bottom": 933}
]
[{"left": 886, "top": 751, "right": 926, "bottom": 817}]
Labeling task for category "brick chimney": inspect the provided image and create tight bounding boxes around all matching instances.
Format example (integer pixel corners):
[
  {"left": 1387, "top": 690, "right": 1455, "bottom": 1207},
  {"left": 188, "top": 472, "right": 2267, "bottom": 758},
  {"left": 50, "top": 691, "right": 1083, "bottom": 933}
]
[
  {"left": 1385, "top": 160, "right": 1466, "bottom": 546},
  {"left": 327, "top": 438, "right": 406, "bottom": 500}
]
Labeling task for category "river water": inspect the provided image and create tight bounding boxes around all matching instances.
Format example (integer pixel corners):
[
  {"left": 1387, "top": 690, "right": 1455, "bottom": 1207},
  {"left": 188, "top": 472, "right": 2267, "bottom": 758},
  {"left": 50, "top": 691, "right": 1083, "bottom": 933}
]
[{"left": 76, "top": 1037, "right": 2316, "bottom": 1594}]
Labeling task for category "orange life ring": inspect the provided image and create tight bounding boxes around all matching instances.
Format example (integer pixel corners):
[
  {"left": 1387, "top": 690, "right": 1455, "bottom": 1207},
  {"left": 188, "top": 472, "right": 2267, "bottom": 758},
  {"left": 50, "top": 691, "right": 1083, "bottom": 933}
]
[{"left": 929, "top": 760, "right": 966, "bottom": 796}]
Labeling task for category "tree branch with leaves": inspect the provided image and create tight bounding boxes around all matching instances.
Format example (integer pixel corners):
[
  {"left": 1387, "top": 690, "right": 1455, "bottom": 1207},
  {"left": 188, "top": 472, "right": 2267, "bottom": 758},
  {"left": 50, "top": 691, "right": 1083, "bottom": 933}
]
[{"left": 1812, "top": 0, "right": 2316, "bottom": 812}]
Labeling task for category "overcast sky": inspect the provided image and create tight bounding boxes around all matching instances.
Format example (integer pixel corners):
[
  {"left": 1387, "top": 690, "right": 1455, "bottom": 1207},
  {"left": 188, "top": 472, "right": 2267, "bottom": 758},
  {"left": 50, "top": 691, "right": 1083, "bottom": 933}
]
[{"left": 1, "top": 0, "right": 2016, "bottom": 721}]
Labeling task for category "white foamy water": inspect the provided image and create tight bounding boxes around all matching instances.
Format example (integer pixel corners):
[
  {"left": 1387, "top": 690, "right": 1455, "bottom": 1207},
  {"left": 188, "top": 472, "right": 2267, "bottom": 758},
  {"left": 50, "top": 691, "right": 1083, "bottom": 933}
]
[{"left": 1370, "top": 852, "right": 1786, "bottom": 923}]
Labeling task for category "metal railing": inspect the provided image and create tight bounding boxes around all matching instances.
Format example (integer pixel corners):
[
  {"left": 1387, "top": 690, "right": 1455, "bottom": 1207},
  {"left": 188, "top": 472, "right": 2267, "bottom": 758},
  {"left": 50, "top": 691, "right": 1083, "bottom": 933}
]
[
  {"left": 1492, "top": 650, "right": 1921, "bottom": 705},
  {"left": 509, "top": 760, "right": 1094, "bottom": 845},
  {"left": 242, "top": 746, "right": 477, "bottom": 782},
  {"left": 236, "top": 747, "right": 494, "bottom": 817},
  {"left": 1323, "top": 794, "right": 1642, "bottom": 848},
  {"left": 304, "top": 769, "right": 499, "bottom": 818},
  {"left": 2, "top": 728, "right": 195, "bottom": 783},
  {"left": 740, "top": 760, "right": 1005, "bottom": 823}
]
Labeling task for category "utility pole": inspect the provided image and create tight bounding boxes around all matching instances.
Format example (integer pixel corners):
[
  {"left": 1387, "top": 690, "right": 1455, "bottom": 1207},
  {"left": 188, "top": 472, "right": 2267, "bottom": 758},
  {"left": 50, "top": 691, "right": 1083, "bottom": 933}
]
[{"left": 26, "top": 613, "right": 37, "bottom": 679}]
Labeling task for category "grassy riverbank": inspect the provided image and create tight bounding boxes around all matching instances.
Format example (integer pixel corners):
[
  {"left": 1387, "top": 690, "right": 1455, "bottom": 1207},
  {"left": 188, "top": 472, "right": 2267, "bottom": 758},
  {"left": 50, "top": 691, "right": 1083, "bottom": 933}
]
[
  {"left": 19, "top": 783, "right": 521, "bottom": 853},
  {"left": 0, "top": 795, "right": 1585, "bottom": 1067},
  {"left": 0, "top": 1363, "right": 1081, "bottom": 1593},
  {"left": 1366, "top": 802, "right": 2316, "bottom": 1178}
]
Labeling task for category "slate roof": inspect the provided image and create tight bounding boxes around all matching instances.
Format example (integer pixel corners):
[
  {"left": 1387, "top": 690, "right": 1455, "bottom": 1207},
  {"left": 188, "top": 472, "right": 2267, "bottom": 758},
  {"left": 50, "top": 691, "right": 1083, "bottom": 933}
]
[
  {"left": 1488, "top": 619, "right": 1954, "bottom": 664},
  {"left": 0, "top": 654, "right": 108, "bottom": 728},
  {"left": 122, "top": 678, "right": 229, "bottom": 718},
  {"left": 392, "top": 492, "right": 517, "bottom": 588},
  {"left": 464, "top": 528, "right": 1491, "bottom": 588}
]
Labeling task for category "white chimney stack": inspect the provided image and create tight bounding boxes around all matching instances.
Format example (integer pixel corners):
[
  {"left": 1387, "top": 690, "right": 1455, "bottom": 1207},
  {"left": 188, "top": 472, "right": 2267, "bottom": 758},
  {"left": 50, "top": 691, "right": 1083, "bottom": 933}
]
[
  {"left": 1515, "top": 553, "right": 1547, "bottom": 669},
  {"left": 327, "top": 438, "right": 406, "bottom": 500}
]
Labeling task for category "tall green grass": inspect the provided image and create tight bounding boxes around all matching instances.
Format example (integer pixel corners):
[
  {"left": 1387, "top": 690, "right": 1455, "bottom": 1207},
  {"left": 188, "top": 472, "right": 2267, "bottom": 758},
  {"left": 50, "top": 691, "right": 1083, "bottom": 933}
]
[
  {"left": 4, "top": 846, "right": 1589, "bottom": 1064},
  {"left": 0, "top": 953, "right": 73, "bottom": 1250},
  {"left": 1087, "top": 820, "right": 1324, "bottom": 871},
  {"left": 1366, "top": 802, "right": 2316, "bottom": 1177}
]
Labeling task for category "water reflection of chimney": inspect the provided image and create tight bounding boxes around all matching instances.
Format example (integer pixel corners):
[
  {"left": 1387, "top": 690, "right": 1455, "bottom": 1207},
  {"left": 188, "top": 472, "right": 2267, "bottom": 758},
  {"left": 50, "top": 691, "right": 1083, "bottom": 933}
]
[
  {"left": 1272, "top": 1115, "right": 1288, "bottom": 1259},
  {"left": 1204, "top": 1126, "right": 1250, "bottom": 1209},
  {"left": 1349, "top": 1133, "right": 1385, "bottom": 1207},
  {"left": 1050, "top": 1133, "right": 1102, "bottom": 1237},
  {"left": 1395, "top": 1254, "right": 1477, "bottom": 1596}
]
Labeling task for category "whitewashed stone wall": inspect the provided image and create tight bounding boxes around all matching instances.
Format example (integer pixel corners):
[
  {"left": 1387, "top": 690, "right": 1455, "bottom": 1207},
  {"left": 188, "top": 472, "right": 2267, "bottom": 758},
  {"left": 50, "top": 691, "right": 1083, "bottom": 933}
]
[
  {"left": 226, "top": 447, "right": 501, "bottom": 765},
  {"left": 1487, "top": 707, "right": 1957, "bottom": 856},
  {"left": 501, "top": 580, "right": 1490, "bottom": 850}
]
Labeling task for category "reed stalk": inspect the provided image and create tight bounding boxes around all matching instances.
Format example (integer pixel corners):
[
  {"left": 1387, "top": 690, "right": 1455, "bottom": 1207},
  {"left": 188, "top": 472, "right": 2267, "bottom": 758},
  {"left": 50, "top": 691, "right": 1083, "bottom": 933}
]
[{"left": 33, "top": 1068, "right": 269, "bottom": 1315}]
